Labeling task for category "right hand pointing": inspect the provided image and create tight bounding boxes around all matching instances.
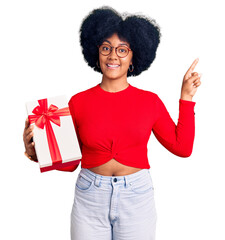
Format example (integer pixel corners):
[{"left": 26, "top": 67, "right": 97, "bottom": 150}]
[{"left": 23, "top": 118, "right": 38, "bottom": 162}]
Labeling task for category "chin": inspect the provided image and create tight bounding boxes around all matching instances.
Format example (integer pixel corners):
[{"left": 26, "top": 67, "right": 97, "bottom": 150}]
[
  {"left": 105, "top": 75, "right": 123, "bottom": 81},
  {"left": 103, "top": 71, "right": 127, "bottom": 81}
]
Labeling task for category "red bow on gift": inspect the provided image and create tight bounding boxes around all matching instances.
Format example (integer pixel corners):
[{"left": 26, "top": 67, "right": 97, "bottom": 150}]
[{"left": 28, "top": 98, "right": 71, "bottom": 164}]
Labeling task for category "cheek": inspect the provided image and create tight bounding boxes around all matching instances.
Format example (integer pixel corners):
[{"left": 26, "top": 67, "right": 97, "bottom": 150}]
[
  {"left": 99, "top": 57, "right": 105, "bottom": 69},
  {"left": 121, "top": 59, "right": 132, "bottom": 69},
  {"left": 123, "top": 54, "right": 133, "bottom": 66}
]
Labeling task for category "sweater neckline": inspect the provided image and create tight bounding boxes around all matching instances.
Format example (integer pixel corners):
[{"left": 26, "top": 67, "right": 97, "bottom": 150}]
[{"left": 95, "top": 83, "right": 132, "bottom": 95}]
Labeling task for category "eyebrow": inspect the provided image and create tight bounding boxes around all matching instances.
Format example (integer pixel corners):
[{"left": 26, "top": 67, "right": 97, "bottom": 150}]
[{"left": 102, "top": 39, "right": 129, "bottom": 47}]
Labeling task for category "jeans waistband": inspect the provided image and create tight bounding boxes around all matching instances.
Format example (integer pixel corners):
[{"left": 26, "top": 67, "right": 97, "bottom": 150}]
[{"left": 79, "top": 168, "right": 150, "bottom": 188}]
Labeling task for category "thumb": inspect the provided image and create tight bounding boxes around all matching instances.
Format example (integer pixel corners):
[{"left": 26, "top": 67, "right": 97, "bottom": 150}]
[{"left": 191, "top": 72, "right": 198, "bottom": 77}]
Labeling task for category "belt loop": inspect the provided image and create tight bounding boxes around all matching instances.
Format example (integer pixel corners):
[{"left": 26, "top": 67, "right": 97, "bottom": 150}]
[
  {"left": 124, "top": 176, "right": 129, "bottom": 188},
  {"left": 80, "top": 172, "right": 92, "bottom": 182},
  {"left": 94, "top": 175, "right": 101, "bottom": 187}
]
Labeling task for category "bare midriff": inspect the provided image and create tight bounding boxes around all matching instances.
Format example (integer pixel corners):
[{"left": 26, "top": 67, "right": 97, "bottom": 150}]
[{"left": 87, "top": 158, "right": 142, "bottom": 176}]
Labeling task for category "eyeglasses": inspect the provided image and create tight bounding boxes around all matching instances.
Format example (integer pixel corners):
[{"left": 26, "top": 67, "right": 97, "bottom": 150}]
[{"left": 98, "top": 44, "right": 132, "bottom": 58}]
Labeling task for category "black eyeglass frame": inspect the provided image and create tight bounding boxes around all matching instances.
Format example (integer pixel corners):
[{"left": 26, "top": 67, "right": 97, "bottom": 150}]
[{"left": 98, "top": 44, "right": 132, "bottom": 58}]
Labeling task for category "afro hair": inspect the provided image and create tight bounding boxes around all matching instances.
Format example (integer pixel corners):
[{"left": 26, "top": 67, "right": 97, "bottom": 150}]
[{"left": 79, "top": 6, "right": 161, "bottom": 77}]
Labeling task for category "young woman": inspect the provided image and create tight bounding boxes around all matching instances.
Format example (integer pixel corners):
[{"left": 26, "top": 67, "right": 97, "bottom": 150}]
[{"left": 23, "top": 6, "right": 201, "bottom": 240}]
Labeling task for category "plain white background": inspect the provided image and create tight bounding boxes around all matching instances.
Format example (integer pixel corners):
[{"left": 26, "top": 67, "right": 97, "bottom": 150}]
[{"left": 1, "top": 0, "right": 224, "bottom": 239}]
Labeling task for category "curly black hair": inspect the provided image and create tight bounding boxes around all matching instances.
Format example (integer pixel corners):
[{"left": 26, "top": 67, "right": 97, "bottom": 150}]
[{"left": 79, "top": 6, "right": 161, "bottom": 77}]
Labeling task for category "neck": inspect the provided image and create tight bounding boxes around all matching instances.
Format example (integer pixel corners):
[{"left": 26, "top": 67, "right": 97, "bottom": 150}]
[{"left": 100, "top": 76, "right": 129, "bottom": 93}]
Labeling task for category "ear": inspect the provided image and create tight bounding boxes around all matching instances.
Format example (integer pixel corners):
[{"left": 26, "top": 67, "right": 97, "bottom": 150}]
[{"left": 130, "top": 55, "right": 133, "bottom": 65}]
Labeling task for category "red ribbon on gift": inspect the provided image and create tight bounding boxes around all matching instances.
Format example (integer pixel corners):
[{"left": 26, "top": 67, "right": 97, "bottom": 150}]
[{"left": 28, "top": 98, "right": 71, "bottom": 164}]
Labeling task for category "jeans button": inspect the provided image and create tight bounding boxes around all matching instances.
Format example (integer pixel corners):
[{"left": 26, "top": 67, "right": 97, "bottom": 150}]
[{"left": 113, "top": 178, "right": 117, "bottom": 182}]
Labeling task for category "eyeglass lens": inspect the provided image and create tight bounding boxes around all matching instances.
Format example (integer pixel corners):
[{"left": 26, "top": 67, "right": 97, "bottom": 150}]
[{"left": 99, "top": 44, "right": 129, "bottom": 58}]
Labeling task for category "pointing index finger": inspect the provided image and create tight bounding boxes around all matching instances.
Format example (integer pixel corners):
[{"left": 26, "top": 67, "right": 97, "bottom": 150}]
[{"left": 184, "top": 58, "right": 199, "bottom": 80}]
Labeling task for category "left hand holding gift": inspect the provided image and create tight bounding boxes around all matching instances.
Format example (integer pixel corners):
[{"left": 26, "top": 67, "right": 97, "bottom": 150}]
[
  {"left": 180, "top": 58, "right": 202, "bottom": 101},
  {"left": 23, "top": 117, "right": 38, "bottom": 162}
]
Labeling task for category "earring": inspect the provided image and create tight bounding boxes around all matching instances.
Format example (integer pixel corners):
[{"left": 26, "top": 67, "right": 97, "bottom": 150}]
[
  {"left": 129, "top": 64, "right": 134, "bottom": 72},
  {"left": 96, "top": 60, "right": 100, "bottom": 68}
]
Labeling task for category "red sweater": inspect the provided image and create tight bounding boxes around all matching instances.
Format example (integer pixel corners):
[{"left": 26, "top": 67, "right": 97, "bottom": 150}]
[{"left": 57, "top": 83, "right": 196, "bottom": 172}]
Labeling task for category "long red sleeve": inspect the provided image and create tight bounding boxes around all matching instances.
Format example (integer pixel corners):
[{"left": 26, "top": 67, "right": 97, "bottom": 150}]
[{"left": 152, "top": 96, "right": 196, "bottom": 157}]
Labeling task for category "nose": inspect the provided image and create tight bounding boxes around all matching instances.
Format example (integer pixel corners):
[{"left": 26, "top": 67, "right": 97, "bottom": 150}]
[{"left": 108, "top": 47, "right": 118, "bottom": 59}]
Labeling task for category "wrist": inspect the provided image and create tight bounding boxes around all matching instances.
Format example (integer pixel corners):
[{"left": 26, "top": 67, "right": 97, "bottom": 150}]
[{"left": 180, "top": 95, "right": 193, "bottom": 101}]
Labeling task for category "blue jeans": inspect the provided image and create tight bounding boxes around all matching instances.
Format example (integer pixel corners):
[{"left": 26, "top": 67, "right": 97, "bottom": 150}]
[{"left": 71, "top": 168, "right": 157, "bottom": 240}]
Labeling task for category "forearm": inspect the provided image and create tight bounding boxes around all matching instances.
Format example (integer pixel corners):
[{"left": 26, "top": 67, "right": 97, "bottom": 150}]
[
  {"left": 153, "top": 97, "right": 196, "bottom": 157},
  {"left": 174, "top": 99, "right": 196, "bottom": 156}
]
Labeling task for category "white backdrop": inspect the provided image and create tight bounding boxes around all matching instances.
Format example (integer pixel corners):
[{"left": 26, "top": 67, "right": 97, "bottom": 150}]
[{"left": 1, "top": 0, "right": 224, "bottom": 239}]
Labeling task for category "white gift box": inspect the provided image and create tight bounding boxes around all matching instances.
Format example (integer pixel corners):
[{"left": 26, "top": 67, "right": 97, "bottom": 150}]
[{"left": 26, "top": 95, "right": 82, "bottom": 172}]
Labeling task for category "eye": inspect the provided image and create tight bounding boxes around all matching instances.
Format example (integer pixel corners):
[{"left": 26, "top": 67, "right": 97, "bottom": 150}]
[
  {"left": 118, "top": 47, "right": 128, "bottom": 53},
  {"left": 100, "top": 44, "right": 111, "bottom": 52},
  {"left": 103, "top": 46, "right": 110, "bottom": 51}
]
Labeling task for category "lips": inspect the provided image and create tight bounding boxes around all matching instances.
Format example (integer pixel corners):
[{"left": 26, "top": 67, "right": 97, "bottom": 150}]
[{"left": 106, "top": 64, "right": 120, "bottom": 69}]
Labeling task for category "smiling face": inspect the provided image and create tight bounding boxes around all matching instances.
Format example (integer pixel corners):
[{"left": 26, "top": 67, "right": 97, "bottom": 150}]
[{"left": 98, "top": 33, "right": 133, "bottom": 82}]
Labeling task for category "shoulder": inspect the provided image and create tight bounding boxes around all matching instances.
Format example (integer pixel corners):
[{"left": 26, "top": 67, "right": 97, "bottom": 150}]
[
  {"left": 69, "top": 85, "right": 97, "bottom": 105},
  {"left": 131, "top": 85, "right": 159, "bottom": 100}
]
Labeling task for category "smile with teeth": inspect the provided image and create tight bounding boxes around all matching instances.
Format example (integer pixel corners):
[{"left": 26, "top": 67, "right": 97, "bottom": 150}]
[{"left": 106, "top": 64, "right": 120, "bottom": 69}]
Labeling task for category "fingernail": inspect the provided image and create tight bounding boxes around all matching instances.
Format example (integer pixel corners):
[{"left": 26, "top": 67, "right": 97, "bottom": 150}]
[{"left": 198, "top": 73, "right": 202, "bottom": 77}]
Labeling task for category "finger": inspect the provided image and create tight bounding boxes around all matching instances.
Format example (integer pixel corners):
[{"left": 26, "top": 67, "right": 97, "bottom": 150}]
[
  {"left": 25, "top": 118, "right": 30, "bottom": 129},
  {"left": 187, "top": 74, "right": 200, "bottom": 83},
  {"left": 191, "top": 72, "right": 199, "bottom": 76},
  {"left": 193, "top": 79, "right": 199, "bottom": 84},
  {"left": 26, "top": 152, "right": 38, "bottom": 162},
  {"left": 193, "top": 77, "right": 201, "bottom": 83},
  {"left": 30, "top": 158, "right": 38, "bottom": 163},
  {"left": 184, "top": 58, "right": 199, "bottom": 80},
  {"left": 192, "top": 79, "right": 200, "bottom": 86},
  {"left": 26, "top": 131, "right": 34, "bottom": 143},
  {"left": 195, "top": 81, "right": 201, "bottom": 87},
  {"left": 185, "top": 58, "right": 199, "bottom": 79},
  {"left": 24, "top": 125, "right": 34, "bottom": 137},
  {"left": 193, "top": 80, "right": 201, "bottom": 87},
  {"left": 25, "top": 146, "right": 35, "bottom": 157},
  {"left": 27, "top": 142, "right": 35, "bottom": 150}
]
